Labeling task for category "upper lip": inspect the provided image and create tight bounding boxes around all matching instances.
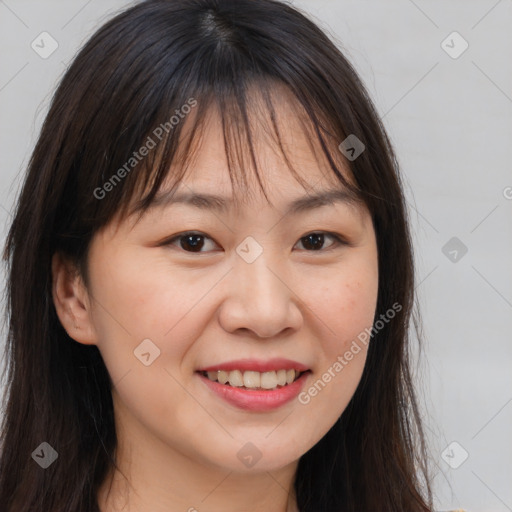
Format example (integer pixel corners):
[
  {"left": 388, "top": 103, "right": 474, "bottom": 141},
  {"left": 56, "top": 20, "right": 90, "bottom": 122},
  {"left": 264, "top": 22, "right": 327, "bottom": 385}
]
[{"left": 197, "top": 358, "right": 310, "bottom": 373}]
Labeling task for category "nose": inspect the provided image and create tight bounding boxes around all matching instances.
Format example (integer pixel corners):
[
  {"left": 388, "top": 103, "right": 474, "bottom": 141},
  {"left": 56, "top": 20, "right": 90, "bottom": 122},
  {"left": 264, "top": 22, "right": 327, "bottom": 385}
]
[{"left": 218, "top": 252, "right": 303, "bottom": 339}]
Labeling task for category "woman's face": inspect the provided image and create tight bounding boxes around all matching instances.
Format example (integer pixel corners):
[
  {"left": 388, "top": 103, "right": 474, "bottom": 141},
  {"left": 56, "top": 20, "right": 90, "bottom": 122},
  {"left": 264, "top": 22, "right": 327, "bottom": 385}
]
[{"left": 73, "top": 102, "right": 379, "bottom": 475}]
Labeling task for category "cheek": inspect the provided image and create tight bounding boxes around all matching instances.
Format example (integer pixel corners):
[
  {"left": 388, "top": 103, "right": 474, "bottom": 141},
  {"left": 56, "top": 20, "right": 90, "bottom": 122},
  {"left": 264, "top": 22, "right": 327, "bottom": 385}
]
[
  {"left": 298, "top": 253, "right": 378, "bottom": 417},
  {"left": 323, "top": 277, "right": 378, "bottom": 352},
  {"left": 89, "top": 253, "right": 229, "bottom": 380},
  {"left": 89, "top": 259, "right": 215, "bottom": 436},
  {"left": 312, "top": 253, "right": 379, "bottom": 352}
]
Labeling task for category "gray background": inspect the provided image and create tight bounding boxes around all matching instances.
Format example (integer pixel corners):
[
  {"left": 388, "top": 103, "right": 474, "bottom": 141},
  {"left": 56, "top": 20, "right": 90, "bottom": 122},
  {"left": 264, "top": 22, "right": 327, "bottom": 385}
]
[{"left": 1, "top": 1, "right": 511, "bottom": 510}]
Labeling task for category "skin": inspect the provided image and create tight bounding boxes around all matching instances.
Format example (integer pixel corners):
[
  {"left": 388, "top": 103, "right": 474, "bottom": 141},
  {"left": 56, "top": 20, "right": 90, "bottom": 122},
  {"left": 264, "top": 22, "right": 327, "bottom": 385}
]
[{"left": 52, "top": 92, "right": 379, "bottom": 512}]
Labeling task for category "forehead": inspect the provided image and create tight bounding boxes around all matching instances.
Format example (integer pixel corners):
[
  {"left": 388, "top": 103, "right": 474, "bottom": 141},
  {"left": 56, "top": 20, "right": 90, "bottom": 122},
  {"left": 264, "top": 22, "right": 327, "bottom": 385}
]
[
  {"left": 117, "top": 82, "right": 364, "bottom": 232},
  {"left": 162, "top": 90, "right": 355, "bottom": 199}
]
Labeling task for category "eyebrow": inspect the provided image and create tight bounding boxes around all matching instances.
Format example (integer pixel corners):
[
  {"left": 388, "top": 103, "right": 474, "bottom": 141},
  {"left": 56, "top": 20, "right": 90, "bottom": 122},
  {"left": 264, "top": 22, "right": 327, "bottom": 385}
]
[{"left": 136, "top": 187, "right": 363, "bottom": 217}]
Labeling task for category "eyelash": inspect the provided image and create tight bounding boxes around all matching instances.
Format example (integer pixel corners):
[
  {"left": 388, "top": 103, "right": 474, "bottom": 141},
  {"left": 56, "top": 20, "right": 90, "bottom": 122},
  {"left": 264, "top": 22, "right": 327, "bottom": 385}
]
[{"left": 161, "top": 231, "right": 348, "bottom": 254}]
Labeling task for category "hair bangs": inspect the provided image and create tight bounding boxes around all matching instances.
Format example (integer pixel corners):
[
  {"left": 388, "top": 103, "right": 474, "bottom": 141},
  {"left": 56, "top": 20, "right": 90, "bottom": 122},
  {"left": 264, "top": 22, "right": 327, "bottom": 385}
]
[{"left": 109, "top": 76, "right": 366, "bottom": 235}]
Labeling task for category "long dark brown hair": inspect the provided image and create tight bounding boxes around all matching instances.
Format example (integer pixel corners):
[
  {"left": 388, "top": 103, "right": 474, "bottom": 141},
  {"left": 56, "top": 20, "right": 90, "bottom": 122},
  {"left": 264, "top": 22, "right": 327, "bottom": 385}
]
[{"left": 0, "top": 0, "right": 433, "bottom": 510}]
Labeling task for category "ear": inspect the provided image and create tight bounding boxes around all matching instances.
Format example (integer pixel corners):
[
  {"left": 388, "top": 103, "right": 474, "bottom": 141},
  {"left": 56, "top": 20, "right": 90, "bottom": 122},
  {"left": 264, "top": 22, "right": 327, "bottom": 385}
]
[{"left": 51, "top": 251, "right": 98, "bottom": 345}]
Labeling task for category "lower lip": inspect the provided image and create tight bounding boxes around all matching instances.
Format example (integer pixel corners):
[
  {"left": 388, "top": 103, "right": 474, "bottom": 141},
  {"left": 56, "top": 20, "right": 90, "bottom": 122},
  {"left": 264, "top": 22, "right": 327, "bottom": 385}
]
[{"left": 198, "top": 371, "right": 310, "bottom": 411}]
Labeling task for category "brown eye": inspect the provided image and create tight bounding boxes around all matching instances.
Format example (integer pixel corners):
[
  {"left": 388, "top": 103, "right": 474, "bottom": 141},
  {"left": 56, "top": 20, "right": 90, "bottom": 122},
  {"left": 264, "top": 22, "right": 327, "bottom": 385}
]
[
  {"left": 178, "top": 233, "right": 206, "bottom": 252},
  {"left": 162, "top": 230, "right": 346, "bottom": 254},
  {"left": 296, "top": 232, "right": 345, "bottom": 252},
  {"left": 164, "top": 232, "right": 218, "bottom": 253}
]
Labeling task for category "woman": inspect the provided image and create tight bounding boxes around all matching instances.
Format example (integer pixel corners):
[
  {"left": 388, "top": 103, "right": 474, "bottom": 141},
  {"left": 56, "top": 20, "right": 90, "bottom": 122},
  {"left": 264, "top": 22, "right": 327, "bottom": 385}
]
[{"left": 1, "top": 0, "right": 435, "bottom": 510}]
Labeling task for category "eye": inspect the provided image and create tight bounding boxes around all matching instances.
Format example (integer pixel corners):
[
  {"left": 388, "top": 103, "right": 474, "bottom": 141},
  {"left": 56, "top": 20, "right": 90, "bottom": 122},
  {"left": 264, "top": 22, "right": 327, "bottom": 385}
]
[
  {"left": 161, "top": 230, "right": 347, "bottom": 254},
  {"left": 295, "top": 231, "right": 346, "bottom": 252},
  {"left": 163, "top": 231, "right": 219, "bottom": 253}
]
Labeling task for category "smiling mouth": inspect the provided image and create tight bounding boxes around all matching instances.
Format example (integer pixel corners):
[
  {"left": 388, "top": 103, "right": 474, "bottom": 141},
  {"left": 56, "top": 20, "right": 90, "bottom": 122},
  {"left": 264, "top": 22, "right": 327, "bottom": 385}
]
[{"left": 198, "top": 369, "right": 310, "bottom": 391}]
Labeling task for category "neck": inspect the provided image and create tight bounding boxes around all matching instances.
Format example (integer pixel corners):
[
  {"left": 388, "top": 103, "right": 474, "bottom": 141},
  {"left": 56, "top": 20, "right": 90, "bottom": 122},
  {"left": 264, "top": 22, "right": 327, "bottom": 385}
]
[
  {"left": 97, "top": 398, "right": 299, "bottom": 512},
  {"left": 97, "top": 457, "right": 299, "bottom": 512}
]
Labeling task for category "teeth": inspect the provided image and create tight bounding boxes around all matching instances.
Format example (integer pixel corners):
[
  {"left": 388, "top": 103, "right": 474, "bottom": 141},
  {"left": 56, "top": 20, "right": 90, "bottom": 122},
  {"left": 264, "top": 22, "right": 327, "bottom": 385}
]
[
  {"left": 261, "top": 371, "right": 278, "bottom": 389},
  {"left": 203, "top": 369, "right": 302, "bottom": 390},
  {"left": 228, "top": 370, "right": 244, "bottom": 387},
  {"left": 243, "top": 371, "right": 261, "bottom": 388}
]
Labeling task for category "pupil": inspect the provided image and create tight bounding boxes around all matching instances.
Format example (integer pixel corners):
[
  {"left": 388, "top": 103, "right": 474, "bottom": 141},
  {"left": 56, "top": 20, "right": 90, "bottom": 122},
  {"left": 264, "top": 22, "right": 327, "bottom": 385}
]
[
  {"left": 302, "top": 233, "right": 324, "bottom": 250},
  {"left": 181, "top": 234, "right": 204, "bottom": 252}
]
